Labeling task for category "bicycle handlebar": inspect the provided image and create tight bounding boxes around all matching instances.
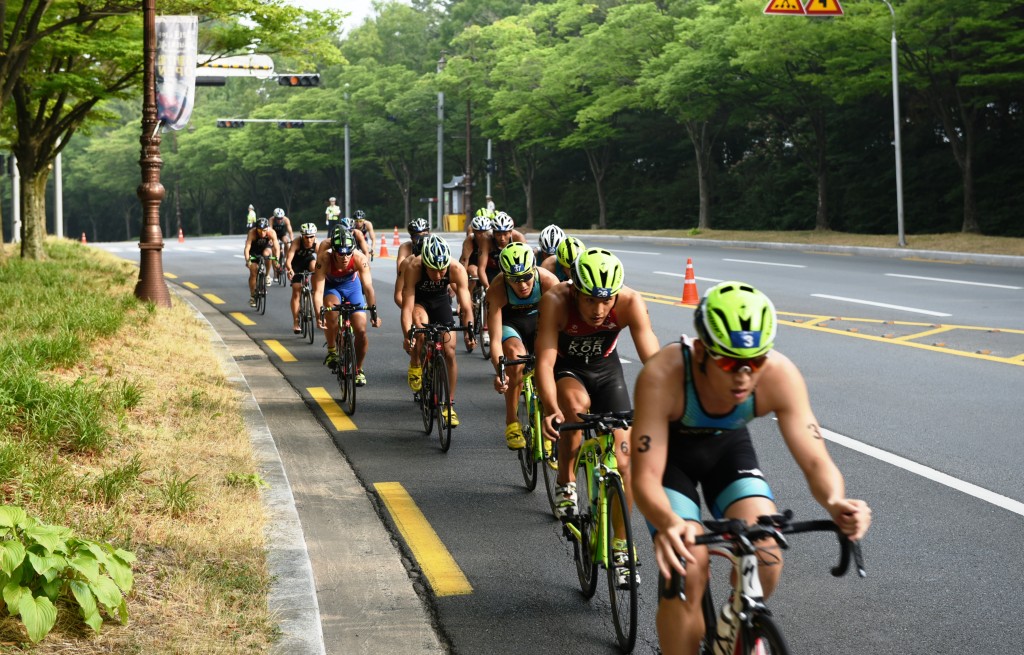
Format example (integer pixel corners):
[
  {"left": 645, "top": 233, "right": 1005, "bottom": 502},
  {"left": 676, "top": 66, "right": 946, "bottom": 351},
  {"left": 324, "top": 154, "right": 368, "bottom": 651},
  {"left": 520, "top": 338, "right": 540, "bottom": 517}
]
[
  {"left": 320, "top": 303, "right": 377, "bottom": 323},
  {"left": 407, "top": 323, "right": 473, "bottom": 343},
  {"left": 497, "top": 354, "right": 535, "bottom": 385},
  {"left": 556, "top": 409, "right": 634, "bottom": 434},
  {"left": 695, "top": 511, "right": 866, "bottom": 579}
]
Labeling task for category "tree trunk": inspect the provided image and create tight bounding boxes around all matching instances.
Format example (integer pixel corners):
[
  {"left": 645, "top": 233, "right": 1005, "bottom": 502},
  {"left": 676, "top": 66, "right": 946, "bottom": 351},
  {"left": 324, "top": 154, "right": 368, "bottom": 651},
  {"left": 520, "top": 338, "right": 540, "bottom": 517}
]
[
  {"left": 19, "top": 168, "right": 49, "bottom": 260},
  {"left": 584, "top": 147, "right": 610, "bottom": 229},
  {"left": 686, "top": 121, "right": 714, "bottom": 231},
  {"left": 811, "top": 110, "right": 830, "bottom": 231},
  {"left": 510, "top": 147, "right": 536, "bottom": 229},
  {"left": 124, "top": 206, "right": 133, "bottom": 241}
]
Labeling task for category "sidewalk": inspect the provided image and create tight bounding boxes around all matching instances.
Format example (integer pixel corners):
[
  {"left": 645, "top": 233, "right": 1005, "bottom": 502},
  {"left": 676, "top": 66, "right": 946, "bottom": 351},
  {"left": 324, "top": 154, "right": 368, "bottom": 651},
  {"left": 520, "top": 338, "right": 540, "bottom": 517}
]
[{"left": 175, "top": 286, "right": 445, "bottom": 655}]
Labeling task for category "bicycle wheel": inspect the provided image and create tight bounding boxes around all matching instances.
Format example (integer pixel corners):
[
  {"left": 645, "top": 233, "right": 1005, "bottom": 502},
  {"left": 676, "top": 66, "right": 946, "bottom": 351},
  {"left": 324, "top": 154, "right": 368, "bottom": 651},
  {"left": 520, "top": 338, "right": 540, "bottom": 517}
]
[
  {"left": 335, "top": 330, "right": 348, "bottom": 404},
  {"left": 573, "top": 458, "right": 599, "bottom": 598},
  {"left": 480, "top": 297, "right": 491, "bottom": 359},
  {"left": 699, "top": 589, "right": 717, "bottom": 655},
  {"left": 462, "top": 290, "right": 474, "bottom": 352},
  {"left": 538, "top": 397, "right": 560, "bottom": 519},
  {"left": 434, "top": 355, "right": 452, "bottom": 452},
  {"left": 256, "top": 270, "right": 267, "bottom": 315},
  {"left": 304, "top": 291, "right": 316, "bottom": 344},
  {"left": 517, "top": 389, "right": 538, "bottom": 491},
  {"left": 605, "top": 474, "right": 638, "bottom": 653},
  {"left": 420, "top": 357, "right": 434, "bottom": 434},
  {"left": 343, "top": 330, "right": 357, "bottom": 415},
  {"left": 738, "top": 615, "right": 790, "bottom": 655}
]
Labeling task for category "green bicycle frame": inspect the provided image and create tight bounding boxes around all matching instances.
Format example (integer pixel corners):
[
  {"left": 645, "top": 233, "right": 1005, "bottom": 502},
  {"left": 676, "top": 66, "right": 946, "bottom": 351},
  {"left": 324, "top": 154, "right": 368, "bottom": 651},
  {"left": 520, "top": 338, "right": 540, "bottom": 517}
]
[{"left": 563, "top": 430, "right": 620, "bottom": 568}]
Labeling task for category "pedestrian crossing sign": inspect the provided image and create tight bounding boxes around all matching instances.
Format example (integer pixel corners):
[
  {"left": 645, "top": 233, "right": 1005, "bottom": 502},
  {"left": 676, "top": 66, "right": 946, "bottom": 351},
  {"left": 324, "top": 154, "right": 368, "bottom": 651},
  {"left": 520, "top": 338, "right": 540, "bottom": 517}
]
[
  {"left": 764, "top": 0, "right": 805, "bottom": 15},
  {"left": 804, "top": 0, "right": 844, "bottom": 16}
]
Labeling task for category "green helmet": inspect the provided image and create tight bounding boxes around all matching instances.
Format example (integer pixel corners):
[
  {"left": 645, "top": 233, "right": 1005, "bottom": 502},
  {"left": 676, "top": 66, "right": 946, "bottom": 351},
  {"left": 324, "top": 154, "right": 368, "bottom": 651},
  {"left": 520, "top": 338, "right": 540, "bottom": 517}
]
[
  {"left": 331, "top": 229, "right": 356, "bottom": 254},
  {"left": 571, "top": 248, "right": 623, "bottom": 298},
  {"left": 694, "top": 281, "right": 777, "bottom": 359},
  {"left": 421, "top": 235, "right": 451, "bottom": 270},
  {"left": 498, "top": 242, "right": 535, "bottom": 276},
  {"left": 556, "top": 236, "right": 585, "bottom": 269}
]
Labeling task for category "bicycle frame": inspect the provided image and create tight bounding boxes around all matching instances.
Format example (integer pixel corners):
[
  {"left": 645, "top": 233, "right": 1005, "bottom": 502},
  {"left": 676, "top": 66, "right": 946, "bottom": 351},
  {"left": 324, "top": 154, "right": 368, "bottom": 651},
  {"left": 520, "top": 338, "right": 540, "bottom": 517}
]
[{"left": 563, "top": 429, "right": 619, "bottom": 567}]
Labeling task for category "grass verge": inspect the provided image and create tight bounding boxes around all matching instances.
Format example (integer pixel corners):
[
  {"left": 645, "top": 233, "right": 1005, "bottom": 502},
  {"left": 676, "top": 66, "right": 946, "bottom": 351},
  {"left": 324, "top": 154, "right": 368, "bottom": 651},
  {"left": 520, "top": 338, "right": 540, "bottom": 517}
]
[{"left": 0, "top": 239, "right": 273, "bottom": 653}]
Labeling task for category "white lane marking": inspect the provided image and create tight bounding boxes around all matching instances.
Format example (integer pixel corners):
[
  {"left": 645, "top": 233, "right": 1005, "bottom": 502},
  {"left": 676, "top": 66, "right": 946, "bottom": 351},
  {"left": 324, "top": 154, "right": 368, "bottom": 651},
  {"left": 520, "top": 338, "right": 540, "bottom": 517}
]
[
  {"left": 195, "top": 248, "right": 217, "bottom": 253},
  {"left": 619, "top": 358, "right": 633, "bottom": 364},
  {"left": 655, "top": 271, "right": 723, "bottom": 283},
  {"left": 723, "top": 258, "right": 806, "bottom": 268},
  {"left": 234, "top": 254, "right": 245, "bottom": 259},
  {"left": 885, "top": 273, "right": 1022, "bottom": 290},
  {"left": 811, "top": 293, "right": 952, "bottom": 317},
  {"left": 818, "top": 425, "right": 1024, "bottom": 518},
  {"left": 612, "top": 249, "right": 661, "bottom": 256}
]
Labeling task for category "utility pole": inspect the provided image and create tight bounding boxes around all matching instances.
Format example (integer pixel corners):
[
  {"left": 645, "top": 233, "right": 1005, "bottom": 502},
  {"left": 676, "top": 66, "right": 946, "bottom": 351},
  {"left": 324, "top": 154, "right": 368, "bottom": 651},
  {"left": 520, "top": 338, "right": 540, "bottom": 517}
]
[
  {"left": 464, "top": 98, "right": 472, "bottom": 224},
  {"left": 436, "top": 51, "right": 446, "bottom": 231}
]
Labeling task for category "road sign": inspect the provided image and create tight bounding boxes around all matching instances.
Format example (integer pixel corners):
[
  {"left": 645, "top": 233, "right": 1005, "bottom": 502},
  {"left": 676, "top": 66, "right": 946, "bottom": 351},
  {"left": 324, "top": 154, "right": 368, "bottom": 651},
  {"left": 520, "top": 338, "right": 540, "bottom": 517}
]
[
  {"left": 764, "top": 0, "right": 805, "bottom": 15},
  {"left": 804, "top": 0, "right": 844, "bottom": 16}
]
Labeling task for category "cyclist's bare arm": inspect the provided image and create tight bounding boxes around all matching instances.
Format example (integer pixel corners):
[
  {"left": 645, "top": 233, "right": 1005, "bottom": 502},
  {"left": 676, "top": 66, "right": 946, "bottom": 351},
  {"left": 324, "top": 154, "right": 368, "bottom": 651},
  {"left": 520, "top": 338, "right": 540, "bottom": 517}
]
[
  {"left": 512, "top": 230, "right": 527, "bottom": 244},
  {"left": 485, "top": 276, "right": 508, "bottom": 370},
  {"left": 535, "top": 286, "right": 569, "bottom": 438},
  {"left": 477, "top": 241, "right": 493, "bottom": 286},
  {"left": 311, "top": 251, "right": 330, "bottom": 319},
  {"left": 355, "top": 254, "right": 382, "bottom": 327},
  {"left": 459, "top": 235, "right": 474, "bottom": 267},
  {"left": 620, "top": 289, "right": 661, "bottom": 364},
  {"left": 632, "top": 344, "right": 697, "bottom": 578},
  {"left": 243, "top": 231, "right": 255, "bottom": 264},
  {"left": 758, "top": 355, "right": 871, "bottom": 540},
  {"left": 449, "top": 261, "right": 476, "bottom": 329},
  {"left": 400, "top": 257, "right": 423, "bottom": 338}
]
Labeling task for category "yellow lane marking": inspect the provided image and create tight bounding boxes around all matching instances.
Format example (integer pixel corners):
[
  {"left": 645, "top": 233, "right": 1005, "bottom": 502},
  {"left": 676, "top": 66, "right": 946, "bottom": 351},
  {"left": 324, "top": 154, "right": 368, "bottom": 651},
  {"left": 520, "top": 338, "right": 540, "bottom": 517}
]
[
  {"left": 264, "top": 340, "right": 297, "bottom": 362},
  {"left": 183, "top": 282, "right": 199, "bottom": 289},
  {"left": 203, "top": 293, "right": 225, "bottom": 304},
  {"left": 893, "top": 325, "right": 956, "bottom": 342},
  {"left": 308, "top": 387, "right": 357, "bottom": 431},
  {"left": 164, "top": 272, "right": 179, "bottom": 279},
  {"left": 374, "top": 482, "right": 473, "bottom": 597},
  {"left": 802, "top": 251, "right": 851, "bottom": 256},
  {"left": 230, "top": 312, "right": 256, "bottom": 326}
]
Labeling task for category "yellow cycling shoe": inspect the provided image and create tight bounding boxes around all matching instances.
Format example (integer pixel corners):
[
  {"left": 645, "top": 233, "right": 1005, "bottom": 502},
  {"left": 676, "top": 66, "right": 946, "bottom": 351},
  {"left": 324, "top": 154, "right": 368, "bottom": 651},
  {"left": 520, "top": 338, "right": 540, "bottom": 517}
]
[
  {"left": 442, "top": 406, "right": 459, "bottom": 427},
  {"left": 407, "top": 365, "right": 422, "bottom": 392},
  {"left": 505, "top": 422, "right": 526, "bottom": 450}
]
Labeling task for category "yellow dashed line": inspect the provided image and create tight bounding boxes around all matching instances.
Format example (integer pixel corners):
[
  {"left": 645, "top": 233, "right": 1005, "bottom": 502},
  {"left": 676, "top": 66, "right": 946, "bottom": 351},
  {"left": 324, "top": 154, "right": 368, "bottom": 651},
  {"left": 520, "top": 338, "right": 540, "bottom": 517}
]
[
  {"left": 308, "top": 387, "right": 357, "bottom": 431},
  {"left": 183, "top": 282, "right": 199, "bottom": 289},
  {"left": 203, "top": 293, "right": 225, "bottom": 304},
  {"left": 893, "top": 325, "right": 956, "bottom": 342},
  {"left": 374, "top": 482, "right": 473, "bottom": 597},
  {"left": 264, "top": 340, "right": 297, "bottom": 362},
  {"left": 802, "top": 251, "right": 851, "bottom": 256},
  {"left": 164, "top": 272, "right": 179, "bottom": 279},
  {"left": 230, "top": 312, "right": 256, "bottom": 326}
]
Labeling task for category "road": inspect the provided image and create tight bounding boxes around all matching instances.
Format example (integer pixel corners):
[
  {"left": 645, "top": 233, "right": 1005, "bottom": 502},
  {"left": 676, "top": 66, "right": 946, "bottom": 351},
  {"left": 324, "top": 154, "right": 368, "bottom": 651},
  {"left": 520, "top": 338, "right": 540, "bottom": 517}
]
[{"left": 99, "top": 234, "right": 1024, "bottom": 654}]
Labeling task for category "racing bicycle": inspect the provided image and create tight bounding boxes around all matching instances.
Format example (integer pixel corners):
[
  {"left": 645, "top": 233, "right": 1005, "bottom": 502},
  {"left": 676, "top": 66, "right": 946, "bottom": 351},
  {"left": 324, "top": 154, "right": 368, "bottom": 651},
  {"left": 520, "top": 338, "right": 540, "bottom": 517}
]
[
  {"left": 249, "top": 255, "right": 278, "bottom": 315},
  {"left": 322, "top": 303, "right": 376, "bottom": 416},
  {"left": 408, "top": 323, "right": 472, "bottom": 452},
  {"left": 298, "top": 272, "right": 315, "bottom": 344},
  {"left": 497, "top": 355, "right": 559, "bottom": 516},
  {"left": 558, "top": 410, "right": 638, "bottom": 653},
  {"left": 660, "top": 509, "right": 866, "bottom": 655}
]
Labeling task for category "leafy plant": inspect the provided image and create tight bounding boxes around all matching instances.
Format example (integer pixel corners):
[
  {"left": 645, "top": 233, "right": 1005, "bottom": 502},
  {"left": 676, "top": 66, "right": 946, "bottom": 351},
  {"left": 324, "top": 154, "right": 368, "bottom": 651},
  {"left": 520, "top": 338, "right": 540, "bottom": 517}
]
[
  {"left": 0, "top": 505, "right": 135, "bottom": 643},
  {"left": 158, "top": 473, "right": 199, "bottom": 517},
  {"left": 225, "top": 472, "right": 268, "bottom": 490},
  {"left": 93, "top": 455, "right": 144, "bottom": 505}
]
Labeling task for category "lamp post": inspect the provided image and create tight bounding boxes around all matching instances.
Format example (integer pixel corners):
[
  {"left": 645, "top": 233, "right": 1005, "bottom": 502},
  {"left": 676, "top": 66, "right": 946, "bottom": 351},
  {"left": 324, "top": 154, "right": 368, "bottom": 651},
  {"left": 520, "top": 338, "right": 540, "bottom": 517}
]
[
  {"left": 135, "top": 0, "right": 171, "bottom": 306},
  {"left": 436, "top": 51, "right": 446, "bottom": 232},
  {"left": 344, "top": 84, "right": 352, "bottom": 218},
  {"left": 880, "top": 0, "right": 907, "bottom": 247}
]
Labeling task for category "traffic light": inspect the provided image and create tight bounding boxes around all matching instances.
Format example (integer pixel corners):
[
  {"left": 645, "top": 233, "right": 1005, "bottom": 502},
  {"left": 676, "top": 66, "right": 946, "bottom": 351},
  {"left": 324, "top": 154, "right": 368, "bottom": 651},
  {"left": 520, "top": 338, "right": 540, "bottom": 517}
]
[
  {"left": 278, "top": 74, "right": 320, "bottom": 87},
  {"left": 278, "top": 121, "right": 306, "bottom": 129},
  {"left": 485, "top": 158, "right": 497, "bottom": 174},
  {"left": 216, "top": 119, "right": 245, "bottom": 128}
]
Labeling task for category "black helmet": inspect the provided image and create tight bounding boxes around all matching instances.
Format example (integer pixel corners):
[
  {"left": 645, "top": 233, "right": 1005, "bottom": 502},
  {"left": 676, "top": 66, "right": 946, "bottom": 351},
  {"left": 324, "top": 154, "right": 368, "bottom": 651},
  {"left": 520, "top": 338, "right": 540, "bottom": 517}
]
[{"left": 256, "top": 217, "right": 270, "bottom": 230}]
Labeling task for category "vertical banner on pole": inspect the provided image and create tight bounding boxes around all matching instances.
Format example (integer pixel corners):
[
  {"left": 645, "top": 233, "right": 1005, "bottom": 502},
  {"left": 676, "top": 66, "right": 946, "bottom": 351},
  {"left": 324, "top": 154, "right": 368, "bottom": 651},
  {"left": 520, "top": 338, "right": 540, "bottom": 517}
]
[{"left": 156, "top": 16, "right": 199, "bottom": 131}]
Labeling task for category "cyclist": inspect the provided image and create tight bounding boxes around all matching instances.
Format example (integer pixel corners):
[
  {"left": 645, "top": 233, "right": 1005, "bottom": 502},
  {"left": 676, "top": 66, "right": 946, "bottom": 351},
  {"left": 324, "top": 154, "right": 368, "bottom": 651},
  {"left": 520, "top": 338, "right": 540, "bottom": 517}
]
[
  {"left": 284, "top": 222, "right": 319, "bottom": 334},
  {"left": 319, "top": 217, "right": 371, "bottom": 262},
  {"left": 246, "top": 204, "right": 257, "bottom": 229},
  {"left": 487, "top": 243, "right": 559, "bottom": 449},
  {"left": 631, "top": 282, "right": 871, "bottom": 655},
  {"left": 271, "top": 208, "right": 294, "bottom": 280},
  {"left": 541, "top": 236, "right": 584, "bottom": 282},
  {"left": 312, "top": 230, "right": 382, "bottom": 387},
  {"left": 536, "top": 248, "right": 659, "bottom": 583},
  {"left": 400, "top": 235, "right": 476, "bottom": 426},
  {"left": 476, "top": 212, "right": 527, "bottom": 289},
  {"left": 394, "top": 218, "right": 431, "bottom": 308},
  {"left": 464, "top": 207, "right": 493, "bottom": 237},
  {"left": 460, "top": 213, "right": 492, "bottom": 274},
  {"left": 354, "top": 210, "right": 377, "bottom": 260},
  {"left": 243, "top": 217, "right": 281, "bottom": 307},
  {"left": 325, "top": 196, "right": 342, "bottom": 230},
  {"left": 535, "top": 224, "right": 565, "bottom": 266}
]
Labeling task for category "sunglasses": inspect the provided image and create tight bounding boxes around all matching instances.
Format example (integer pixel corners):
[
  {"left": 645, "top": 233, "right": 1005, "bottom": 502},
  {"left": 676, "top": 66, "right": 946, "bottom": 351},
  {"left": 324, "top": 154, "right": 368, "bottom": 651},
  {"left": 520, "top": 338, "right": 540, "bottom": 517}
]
[
  {"left": 508, "top": 272, "right": 534, "bottom": 284},
  {"left": 706, "top": 350, "right": 769, "bottom": 374}
]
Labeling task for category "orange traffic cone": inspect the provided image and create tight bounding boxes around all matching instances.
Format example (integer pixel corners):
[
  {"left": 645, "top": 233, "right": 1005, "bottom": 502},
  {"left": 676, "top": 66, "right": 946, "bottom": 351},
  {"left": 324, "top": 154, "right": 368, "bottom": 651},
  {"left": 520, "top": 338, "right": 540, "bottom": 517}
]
[
  {"left": 177, "top": 227, "right": 184, "bottom": 243},
  {"left": 379, "top": 235, "right": 389, "bottom": 258},
  {"left": 392, "top": 226, "right": 400, "bottom": 246},
  {"left": 80, "top": 232, "right": 87, "bottom": 244},
  {"left": 681, "top": 258, "right": 700, "bottom": 305}
]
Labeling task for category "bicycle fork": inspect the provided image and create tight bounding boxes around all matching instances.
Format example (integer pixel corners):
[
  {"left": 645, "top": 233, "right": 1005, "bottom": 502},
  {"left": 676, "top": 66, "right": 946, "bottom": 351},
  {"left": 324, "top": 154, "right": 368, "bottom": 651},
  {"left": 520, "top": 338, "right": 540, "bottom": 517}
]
[{"left": 564, "top": 453, "right": 612, "bottom": 568}]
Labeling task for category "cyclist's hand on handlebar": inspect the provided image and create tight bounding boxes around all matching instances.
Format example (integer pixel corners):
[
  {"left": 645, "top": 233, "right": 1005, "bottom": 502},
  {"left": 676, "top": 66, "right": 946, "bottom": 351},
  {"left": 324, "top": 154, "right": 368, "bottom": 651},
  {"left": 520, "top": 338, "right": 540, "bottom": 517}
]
[
  {"left": 494, "top": 374, "right": 508, "bottom": 394},
  {"left": 652, "top": 519, "right": 697, "bottom": 584},
  {"left": 542, "top": 411, "right": 564, "bottom": 441},
  {"left": 827, "top": 498, "right": 872, "bottom": 541},
  {"left": 403, "top": 336, "right": 414, "bottom": 354}
]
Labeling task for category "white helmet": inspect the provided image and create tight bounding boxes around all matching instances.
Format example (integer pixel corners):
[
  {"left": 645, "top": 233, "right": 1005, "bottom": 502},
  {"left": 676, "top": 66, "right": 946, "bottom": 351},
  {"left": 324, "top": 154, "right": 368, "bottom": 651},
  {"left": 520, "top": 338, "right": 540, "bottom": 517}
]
[
  {"left": 538, "top": 224, "right": 565, "bottom": 255},
  {"left": 274, "top": 208, "right": 285, "bottom": 218}
]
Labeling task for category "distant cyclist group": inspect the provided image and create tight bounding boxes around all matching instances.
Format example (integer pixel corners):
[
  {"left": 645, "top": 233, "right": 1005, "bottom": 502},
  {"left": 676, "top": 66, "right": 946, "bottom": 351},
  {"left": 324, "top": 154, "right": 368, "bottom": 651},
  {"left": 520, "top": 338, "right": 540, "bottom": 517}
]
[{"left": 241, "top": 201, "right": 871, "bottom": 655}]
